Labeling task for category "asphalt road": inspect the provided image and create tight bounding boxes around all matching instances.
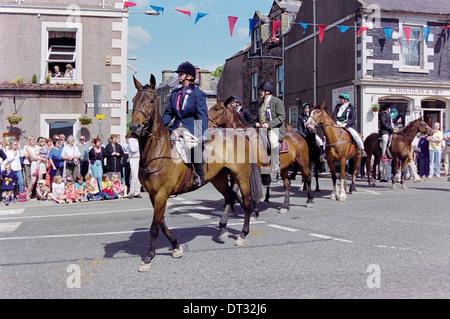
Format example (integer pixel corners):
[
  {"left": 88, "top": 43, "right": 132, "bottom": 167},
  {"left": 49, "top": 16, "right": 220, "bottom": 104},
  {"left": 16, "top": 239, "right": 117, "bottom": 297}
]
[{"left": 0, "top": 175, "right": 448, "bottom": 301}]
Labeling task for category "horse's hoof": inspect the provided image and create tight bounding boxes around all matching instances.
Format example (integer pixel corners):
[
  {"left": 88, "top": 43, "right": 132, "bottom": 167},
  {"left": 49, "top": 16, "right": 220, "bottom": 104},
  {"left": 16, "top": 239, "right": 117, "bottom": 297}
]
[
  {"left": 138, "top": 262, "right": 152, "bottom": 272},
  {"left": 306, "top": 202, "right": 314, "bottom": 208},
  {"left": 218, "top": 230, "right": 229, "bottom": 243},
  {"left": 401, "top": 184, "right": 407, "bottom": 189},
  {"left": 278, "top": 207, "right": 289, "bottom": 214},
  {"left": 330, "top": 194, "right": 337, "bottom": 200},
  {"left": 235, "top": 237, "right": 246, "bottom": 246},
  {"left": 172, "top": 247, "right": 183, "bottom": 259}
]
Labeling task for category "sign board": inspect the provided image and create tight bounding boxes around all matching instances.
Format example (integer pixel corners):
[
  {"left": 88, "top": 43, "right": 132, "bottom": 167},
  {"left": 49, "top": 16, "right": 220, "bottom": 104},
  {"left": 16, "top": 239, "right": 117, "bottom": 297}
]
[{"left": 332, "top": 85, "right": 355, "bottom": 109}]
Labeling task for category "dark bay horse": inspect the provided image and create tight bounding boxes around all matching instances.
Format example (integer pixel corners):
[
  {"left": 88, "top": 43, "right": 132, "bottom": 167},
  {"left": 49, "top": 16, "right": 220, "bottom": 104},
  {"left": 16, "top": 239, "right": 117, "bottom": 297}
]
[
  {"left": 208, "top": 99, "right": 314, "bottom": 213},
  {"left": 306, "top": 104, "right": 362, "bottom": 201},
  {"left": 129, "top": 76, "right": 263, "bottom": 272},
  {"left": 364, "top": 117, "right": 433, "bottom": 188}
]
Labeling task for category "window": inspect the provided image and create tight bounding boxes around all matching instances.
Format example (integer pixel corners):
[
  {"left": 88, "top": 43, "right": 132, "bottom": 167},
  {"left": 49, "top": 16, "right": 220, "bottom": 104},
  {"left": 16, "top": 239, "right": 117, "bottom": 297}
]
[
  {"left": 276, "top": 65, "right": 284, "bottom": 97},
  {"left": 252, "top": 27, "right": 261, "bottom": 53},
  {"left": 41, "top": 22, "right": 82, "bottom": 84},
  {"left": 251, "top": 73, "right": 258, "bottom": 102},
  {"left": 401, "top": 26, "right": 423, "bottom": 68}
]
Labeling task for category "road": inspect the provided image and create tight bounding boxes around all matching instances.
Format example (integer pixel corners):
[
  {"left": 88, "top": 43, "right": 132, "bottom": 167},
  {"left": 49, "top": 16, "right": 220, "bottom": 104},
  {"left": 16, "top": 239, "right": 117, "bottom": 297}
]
[{"left": 0, "top": 175, "right": 448, "bottom": 301}]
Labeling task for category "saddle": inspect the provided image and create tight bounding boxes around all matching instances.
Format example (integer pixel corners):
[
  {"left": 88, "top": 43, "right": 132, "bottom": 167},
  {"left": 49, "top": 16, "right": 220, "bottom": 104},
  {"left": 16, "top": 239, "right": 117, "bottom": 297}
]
[{"left": 378, "top": 134, "right": 393, "bottom": 158}]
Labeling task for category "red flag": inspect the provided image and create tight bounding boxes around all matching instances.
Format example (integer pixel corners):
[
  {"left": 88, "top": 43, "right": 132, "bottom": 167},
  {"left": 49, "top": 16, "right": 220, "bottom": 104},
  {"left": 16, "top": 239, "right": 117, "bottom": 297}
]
[
  {"left": 228, "top": 16, "right": 238, "bottom": 36},
  {"left": 123, "top": 1, "right": 137, "bottom": 8},
  {"left": 175, "top": 9, "right": 191, "bottom": 18},
  {"left": 357, "top": 26, "right": 369, "bottom": 37},
  {"left": 272, "top": 21, "right": 282, "bottom": 38},
  {"left": 403, "top": 27, "right": 411, "bottom": 44},
  {"left": 318, "top": 24, "right": 327, "bottom": 43}
]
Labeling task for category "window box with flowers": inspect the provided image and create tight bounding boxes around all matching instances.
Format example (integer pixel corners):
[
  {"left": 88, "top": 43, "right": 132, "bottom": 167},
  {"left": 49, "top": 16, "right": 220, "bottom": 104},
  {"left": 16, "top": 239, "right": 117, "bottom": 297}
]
[
  {"left": 78, "top": 116, "right": 92, "bottom": 125},
  {"left": 6, "top": 114, "right": 23, "bottom": 125}
]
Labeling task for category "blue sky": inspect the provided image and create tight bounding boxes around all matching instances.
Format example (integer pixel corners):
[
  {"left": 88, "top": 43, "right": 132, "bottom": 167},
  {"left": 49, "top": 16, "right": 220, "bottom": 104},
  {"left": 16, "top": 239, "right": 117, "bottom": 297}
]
[{"left": 126, "top": 0, "right": 273, "bottom": 100}]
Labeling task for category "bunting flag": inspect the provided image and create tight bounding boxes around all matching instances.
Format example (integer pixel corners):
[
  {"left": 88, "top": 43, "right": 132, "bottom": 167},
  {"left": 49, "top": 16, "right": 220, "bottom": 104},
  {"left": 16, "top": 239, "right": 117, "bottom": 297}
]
[
  {"left": 228, "top": 16, "right": 238, "bottom": 36},
  {"left": 195, "top": 13, "right": 209, "bottom": 25},
  {"left": 299, "top": 22, "right": 308, "bottom": 34},
  {"left": 384, "top": 27, "right": 392, "bottom": 41},
  {"left": 139, "top": 5, "right": 448, "bottom": 42},
  {"left": 150, "top": 5, "right": 164, "bottom": 14},
  {"left": 249, "top": 19, "right": 259, "bottom": 36},
  {"left": 175, "top": 9, "right": 191, "bottom": 18},
  {"left": 123, "top": 1, "right": 137, "bottom": 8},
  {"left": 338, "top": 25, "right": 350, "bottom": 33},
  {"left": 423, "top": 27, "right": 430, "bottom": 44},
  {"left": 318, "top": 24, "right": 327, "bottom": 43},
  {"left": 403, "top": 27, "right": 411, "bottom": 44},
  {"left": 272, "top": 21, "right": 282, "bottom": 38},
  {"left": 357, "top": 26, "right": 370, "bottom": 37}
]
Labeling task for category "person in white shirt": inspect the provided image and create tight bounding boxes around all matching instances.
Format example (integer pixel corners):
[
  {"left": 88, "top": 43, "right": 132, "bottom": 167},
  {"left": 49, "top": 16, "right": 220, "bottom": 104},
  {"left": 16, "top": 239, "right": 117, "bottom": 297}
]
[
  {"left": 128, "top": 136, "right": 142, "bottom": 199},
  {"left": 61, "top": 135, "right": 81, "bottom": 181},
  {"left": 3, "top": 140, "right": 24, "bottom": 192}
]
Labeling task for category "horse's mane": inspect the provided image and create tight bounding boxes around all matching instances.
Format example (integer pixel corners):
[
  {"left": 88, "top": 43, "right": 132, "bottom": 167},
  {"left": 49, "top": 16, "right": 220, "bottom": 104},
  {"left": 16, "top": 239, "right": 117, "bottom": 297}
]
[
  {"left": 394, "top": 118, "right": 418, "bottom": 136},
  {"left": 230, "top": 106, "right": 250, "bottom": 127},
  {"left": 142, "top": 84, "right": 152, "bottom": 89}
]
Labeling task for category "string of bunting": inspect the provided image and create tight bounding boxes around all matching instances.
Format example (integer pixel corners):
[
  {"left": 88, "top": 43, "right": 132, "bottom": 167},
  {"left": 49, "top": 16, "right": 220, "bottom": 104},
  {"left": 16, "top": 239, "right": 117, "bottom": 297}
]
[{"left": 126, "top": 3, "right": 450, "bottom": 43}]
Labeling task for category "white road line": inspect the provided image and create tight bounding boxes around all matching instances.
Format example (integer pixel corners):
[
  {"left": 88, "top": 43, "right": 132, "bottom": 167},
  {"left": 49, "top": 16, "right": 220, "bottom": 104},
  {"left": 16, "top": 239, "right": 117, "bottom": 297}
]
[
  {"left": 0, "top": 208, "right": 150, "bottom": 221},
  {"left": 0, "top": 208, "right": 25, "bottom": 216},
  {"left": 187, "top": 213, "right": 211, "bottom": 220},
  {"left": 0, "top": 222, "right": 22, "bottom": 233},
  {"left": 267, "top": 224, "right": 298, "bottom": 232},
  {"left": 309, "top": 233, "right": 353, "bottom": 243}
]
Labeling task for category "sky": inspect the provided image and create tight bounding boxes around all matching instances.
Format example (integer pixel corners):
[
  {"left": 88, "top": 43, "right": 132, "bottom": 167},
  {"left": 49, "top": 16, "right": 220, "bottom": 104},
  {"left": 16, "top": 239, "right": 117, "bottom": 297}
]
[{"left": 126, "top": 0, "right": 273, "bottom": 102}]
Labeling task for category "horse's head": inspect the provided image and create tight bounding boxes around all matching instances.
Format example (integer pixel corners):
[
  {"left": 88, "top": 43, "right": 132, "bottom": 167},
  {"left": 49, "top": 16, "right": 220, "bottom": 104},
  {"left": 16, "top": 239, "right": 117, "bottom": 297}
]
[
  {"left": 306, "top": 102, "right": 327, "bottom": 131},
  {"left": 129, "top": 75, "right": 158, "bottom": 137},
  {"left": 208, "top": 97, "right": 228, "bottom": 127},
  {"left": 416, "top": 116, "right": 434, "bottom": 136}
]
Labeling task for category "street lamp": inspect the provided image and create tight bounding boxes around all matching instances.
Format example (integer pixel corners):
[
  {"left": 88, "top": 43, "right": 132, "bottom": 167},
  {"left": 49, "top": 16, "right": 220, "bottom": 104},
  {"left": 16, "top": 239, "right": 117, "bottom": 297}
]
[{"left": 144, "top": 10, "right": 160, "bottom": 16}]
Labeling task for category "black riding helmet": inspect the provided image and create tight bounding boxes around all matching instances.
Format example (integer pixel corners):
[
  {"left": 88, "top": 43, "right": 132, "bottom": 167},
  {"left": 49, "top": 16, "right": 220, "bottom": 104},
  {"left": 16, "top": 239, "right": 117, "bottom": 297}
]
[
  {"left": 176, "top": 61, "right": 196, "bottom": 77},
  {"left": 259, "top": 81, "right": 274, "bottom": 94}
]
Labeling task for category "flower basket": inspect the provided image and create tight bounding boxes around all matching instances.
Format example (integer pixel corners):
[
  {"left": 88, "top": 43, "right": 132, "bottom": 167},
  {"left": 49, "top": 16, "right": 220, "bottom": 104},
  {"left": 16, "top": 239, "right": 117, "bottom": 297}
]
[
  {"left": 78, "top": 116, "right": 93, "bottom": 125},
  {"left": 6, "top": 114, "right": 23, "bottom": 125},
  {"left": 371, "top": 104, "right": 380, "bottom": 112}
]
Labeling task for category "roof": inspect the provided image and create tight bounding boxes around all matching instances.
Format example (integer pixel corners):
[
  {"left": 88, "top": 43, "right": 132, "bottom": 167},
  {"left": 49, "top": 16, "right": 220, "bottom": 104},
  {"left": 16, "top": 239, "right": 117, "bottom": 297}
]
[{"left": 359, "top": 0, "right": 449, "bottom": 15}]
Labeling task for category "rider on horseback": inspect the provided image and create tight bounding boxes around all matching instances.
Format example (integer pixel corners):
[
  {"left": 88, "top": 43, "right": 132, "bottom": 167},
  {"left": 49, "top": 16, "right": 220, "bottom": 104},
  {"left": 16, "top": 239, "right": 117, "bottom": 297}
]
[
  {"left": 255, "top": 81, "right": 286, "bottom": 174},
  {"left": 379, "top": 103, "right": 395, "bottom": 159},
  {"left": 162, "top": 61, "right": 209, "bottom": 187},
  {"left": 331, "top": 93, "right": 367, "bottom": 157}
]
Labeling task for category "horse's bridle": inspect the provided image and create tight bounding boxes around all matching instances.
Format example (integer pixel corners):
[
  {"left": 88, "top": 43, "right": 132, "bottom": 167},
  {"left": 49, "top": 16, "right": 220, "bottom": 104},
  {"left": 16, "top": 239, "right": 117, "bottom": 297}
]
[
  {"left": 132, "top": 89, "right": 157, "bottom": 137},
  {"left": 208, "top": 104, "right": 227, "bottom": 127}
]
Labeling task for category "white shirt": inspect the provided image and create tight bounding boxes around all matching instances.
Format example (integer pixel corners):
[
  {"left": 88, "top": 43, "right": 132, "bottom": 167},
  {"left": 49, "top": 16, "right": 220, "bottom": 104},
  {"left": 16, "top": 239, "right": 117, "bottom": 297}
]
[
  {"left": 4, "top": 149, "right": 23, "bottom": 171},
  {"left": 61, "top": 144, "right": 81, "bottom": 158},
  {"left": 128, "top": 138, "right": 140, "bottom": 158}
]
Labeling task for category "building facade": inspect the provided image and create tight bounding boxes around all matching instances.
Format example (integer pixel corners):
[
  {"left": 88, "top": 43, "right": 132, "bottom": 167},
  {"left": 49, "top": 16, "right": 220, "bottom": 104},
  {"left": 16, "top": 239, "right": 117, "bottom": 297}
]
[
  {"left": 0, "top": 0, "right": 129, "bottom": 145},
  {"left": 218, "top": 0, "right": 449, "bottom": 137}
]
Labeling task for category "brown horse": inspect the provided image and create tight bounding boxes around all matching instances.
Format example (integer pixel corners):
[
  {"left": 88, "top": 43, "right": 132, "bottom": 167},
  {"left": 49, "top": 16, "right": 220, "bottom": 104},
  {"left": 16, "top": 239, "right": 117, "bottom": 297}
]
[
  {"left": 208, "top": 98, "right": 314, "bottom": 213},
  {"left": 364, "top": 117, "right": 433, "bottom": 188},
  {"left": 306, "top": 104, "right": 362, "bottom": 201},
  {"left": 129, "top": 75, "right": 263, "bottom": 272}
]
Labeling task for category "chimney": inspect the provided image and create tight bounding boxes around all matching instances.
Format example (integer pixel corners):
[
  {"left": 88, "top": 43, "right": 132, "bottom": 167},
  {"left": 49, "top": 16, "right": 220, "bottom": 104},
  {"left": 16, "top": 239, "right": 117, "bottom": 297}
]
[
  {"left": 198, "top": 70, "right": 212, "bottom": 92},
  {"left": 161, "top": 70, "right": 174, "bottom": 83}
]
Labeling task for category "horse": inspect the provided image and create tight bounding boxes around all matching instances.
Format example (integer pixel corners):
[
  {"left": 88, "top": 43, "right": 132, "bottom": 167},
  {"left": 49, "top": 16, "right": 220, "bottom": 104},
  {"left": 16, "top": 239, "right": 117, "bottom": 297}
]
[
  {"left": 364, "top": 117, "right": 433, "bottom": 188},
  {"left": 306, "top": 103, "right": 362, "bottom": 201},
  {"left": 129, "top": 75, "right": 263, "bottom": 272},
  {"left": 208, "top": 98, "right": 314, "bottom": 213}
]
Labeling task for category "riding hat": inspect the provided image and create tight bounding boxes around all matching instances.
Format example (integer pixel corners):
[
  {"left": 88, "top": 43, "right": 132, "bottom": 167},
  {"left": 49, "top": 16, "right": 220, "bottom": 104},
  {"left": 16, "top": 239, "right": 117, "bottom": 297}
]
[
  {"left": 259, "top": 81, "right": 274, "bottom": 94},
  {"left": 338, "top": 93, "right": 351, "bottom": 101},
  {"left": 176, "top": 61, "right": 196, "bottom": 77},
  {"left": 381, "top": 103, "right": 391, "bottom": 111},
  {"left": 303, "top": 103, "right": 311, "bottom": 109}
]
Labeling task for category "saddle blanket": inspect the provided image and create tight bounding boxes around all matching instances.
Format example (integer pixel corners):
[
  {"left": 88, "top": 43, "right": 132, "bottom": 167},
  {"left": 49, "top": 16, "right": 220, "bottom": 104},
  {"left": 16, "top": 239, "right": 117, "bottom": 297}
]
[{"left": 280, "top": 139, "right": 289, "bottom": 153}]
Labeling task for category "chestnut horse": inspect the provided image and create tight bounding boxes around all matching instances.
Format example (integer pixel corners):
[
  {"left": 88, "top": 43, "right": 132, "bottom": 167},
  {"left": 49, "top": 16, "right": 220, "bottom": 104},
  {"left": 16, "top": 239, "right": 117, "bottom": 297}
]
[
  {"left": 364, "top": 117, "right": 433, "bottom": 188},
  {"left": 129, "top": 75, "right": 263, "bottom": 272},
  {"left": 306, "top": 104, "right": 362, "bottom": 201},
  {"left": 208, "top": 99, "right": 314, "bottom": 213}
]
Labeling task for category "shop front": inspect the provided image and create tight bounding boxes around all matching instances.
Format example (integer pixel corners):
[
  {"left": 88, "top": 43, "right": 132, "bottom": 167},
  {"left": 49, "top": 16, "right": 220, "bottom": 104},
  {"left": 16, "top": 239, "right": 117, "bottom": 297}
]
[{"left": 358, "top": 80, "right": 450, "bottom": 137}]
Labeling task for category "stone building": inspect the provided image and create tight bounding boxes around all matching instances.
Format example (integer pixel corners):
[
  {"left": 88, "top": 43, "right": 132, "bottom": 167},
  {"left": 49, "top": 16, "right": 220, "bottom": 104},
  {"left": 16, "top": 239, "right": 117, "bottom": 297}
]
[
  {"left": 218, "top": 0, "right": 449, "bottom": 136},
  {"left": 0, "top": 0, "right": 129, "bottom": 145}
]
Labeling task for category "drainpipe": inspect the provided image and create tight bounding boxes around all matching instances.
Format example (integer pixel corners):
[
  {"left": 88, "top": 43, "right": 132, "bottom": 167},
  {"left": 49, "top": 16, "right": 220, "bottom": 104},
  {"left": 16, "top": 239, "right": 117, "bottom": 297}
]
[{"left": 313, "top": 0, "right": 317, "bottom": 106}]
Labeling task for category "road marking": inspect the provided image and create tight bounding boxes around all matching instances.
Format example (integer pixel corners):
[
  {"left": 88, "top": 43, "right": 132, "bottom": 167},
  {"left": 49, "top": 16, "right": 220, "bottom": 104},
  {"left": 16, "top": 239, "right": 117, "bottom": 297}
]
[
  {"left": 187, "top": 213, "right": 211, "bottom": 220},
  {"left": 0, "top": 208, "right": 25, "bottom": 216},
  {"left": 0, "top": 222, "right": 22, "bottom": 233},
  {"left": 267, "top": 224, "right": 298, "bottom": 232},
  {"left": 309, "top": 233, "right": 353, "bottom": 243}
]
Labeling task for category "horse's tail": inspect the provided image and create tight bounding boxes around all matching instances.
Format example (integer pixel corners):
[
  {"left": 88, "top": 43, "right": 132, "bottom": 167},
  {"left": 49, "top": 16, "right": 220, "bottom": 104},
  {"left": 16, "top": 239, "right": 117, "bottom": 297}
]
[{"left": 249, "top": 162, "right": 263, "bottom": 201}]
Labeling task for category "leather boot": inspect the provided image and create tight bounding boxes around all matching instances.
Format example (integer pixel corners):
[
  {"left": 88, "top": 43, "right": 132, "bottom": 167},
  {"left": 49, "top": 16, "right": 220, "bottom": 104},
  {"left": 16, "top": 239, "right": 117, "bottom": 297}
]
[{"left": 192, "top": 162, "right": 205, "bottom": 187}]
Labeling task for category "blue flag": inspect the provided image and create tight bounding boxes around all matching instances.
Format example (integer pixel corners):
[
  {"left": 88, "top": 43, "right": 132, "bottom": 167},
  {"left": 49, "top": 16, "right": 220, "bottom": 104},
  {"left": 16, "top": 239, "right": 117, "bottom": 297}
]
[
  {"left": 423, "top": 27, "right": 430, "bottom": 44},
  {"left": 384, "top": 27, "right": 392, "bottom": 41},
  {"left": 299, "top": 22, "right": 308, "bottom": 34},
  {"left": 194, "top": 12, "right": 208, "bottom": 25},
  {"left": 338, "top": 25, "right": 350, "bottom": 33},
  {"left": 150, "top": 5, "right": 164, "bottom": 14},
  {"left": 249, "top": 19, "right": 259, "bottom": 36}
]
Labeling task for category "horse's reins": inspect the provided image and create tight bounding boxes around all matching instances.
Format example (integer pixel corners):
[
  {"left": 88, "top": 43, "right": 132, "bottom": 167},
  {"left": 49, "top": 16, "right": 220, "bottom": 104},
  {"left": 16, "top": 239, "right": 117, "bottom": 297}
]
[
  {"left": 308, "top": 110, "right": 352, "bottom": 147},
  {"left": 208, "top": 105, "right": 227, "bottom": 127}
]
